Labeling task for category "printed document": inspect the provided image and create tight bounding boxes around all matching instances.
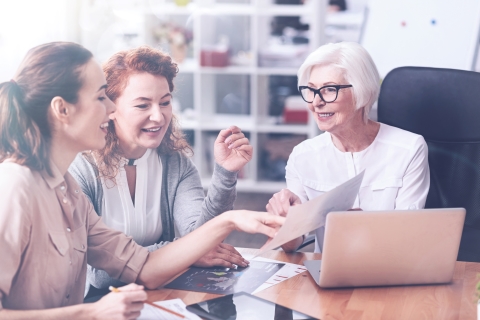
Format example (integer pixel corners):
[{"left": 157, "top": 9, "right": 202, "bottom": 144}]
[
  {"left": 241, "top": 254, "right": 307, "bottom": 294},
  {"left": 255, "top": 170, "right": 365, "bottom": 257}
]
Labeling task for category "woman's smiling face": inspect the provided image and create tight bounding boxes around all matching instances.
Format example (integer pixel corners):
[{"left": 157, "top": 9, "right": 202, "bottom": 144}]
[
  {"left": 66, "top": 58, "right": 115, "bottom": 152},
  {"left": 307, "top": 64, "right": 358, "bottom": 134},
  {"left": 110, "top": 72, "right": 172, "bottom": 158}
]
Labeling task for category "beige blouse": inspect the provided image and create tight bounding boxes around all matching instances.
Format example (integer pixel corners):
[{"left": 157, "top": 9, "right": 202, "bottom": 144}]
[{"left": 0, "top": 161, "right": 149, "bottom": 310}]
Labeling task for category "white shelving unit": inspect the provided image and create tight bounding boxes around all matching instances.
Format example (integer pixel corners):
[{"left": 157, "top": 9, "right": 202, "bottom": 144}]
[
  {"left": 150, "top": 0, "right": 326, "bottom": 193},
  {"left": 81, "top": 0, "right": 326, "bottom": 194}
]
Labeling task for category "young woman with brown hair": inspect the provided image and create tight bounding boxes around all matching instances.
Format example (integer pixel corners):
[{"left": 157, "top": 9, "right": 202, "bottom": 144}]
[
  {"left": 0, "top": 42, "right": 283, "bottom": 319},
  {"left": 69, "top": 46, "right": 254, "bottom": 297}
]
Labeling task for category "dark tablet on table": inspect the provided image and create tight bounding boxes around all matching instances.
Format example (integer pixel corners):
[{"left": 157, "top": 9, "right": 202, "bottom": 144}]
[{"left": 186, "top": 291, "right": 318, "bottom": 320}]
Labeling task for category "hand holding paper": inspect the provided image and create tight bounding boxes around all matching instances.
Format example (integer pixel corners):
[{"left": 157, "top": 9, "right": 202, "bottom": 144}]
[
  {"left": 266, "top": 188, "right": 302, "bottom": 217},
  {"left": 256, "top": 170, "right": 365, "bottom": 257}
]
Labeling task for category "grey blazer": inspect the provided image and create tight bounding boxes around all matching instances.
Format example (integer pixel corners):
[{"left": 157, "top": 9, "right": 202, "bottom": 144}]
[{"left": 69, "top": 151, "right": 238, "bottom": 290}]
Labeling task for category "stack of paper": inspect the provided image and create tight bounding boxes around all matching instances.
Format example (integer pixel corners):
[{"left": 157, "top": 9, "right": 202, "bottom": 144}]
[{"left": 243, "top": 255, "right": 307, "bottom": 294}]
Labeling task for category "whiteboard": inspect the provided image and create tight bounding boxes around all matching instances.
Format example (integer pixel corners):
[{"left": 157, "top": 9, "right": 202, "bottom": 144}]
[{"left": 361, "top": 0, "right": 480, "bottom": 78}]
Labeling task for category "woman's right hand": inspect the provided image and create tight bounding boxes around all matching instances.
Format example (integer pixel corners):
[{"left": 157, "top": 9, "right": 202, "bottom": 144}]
[
  {"left": 193, "top": 243, "right": 249, "bottom": 268},
  {"left": 266, "top": 189, "right": 302, "bottom": 217},
  {"left": 89, "top": 283, "right": 147, "bottom": 320},
  {"left": 267, "top": 189, "right": 304, "bottom": 252},
  {"left": 224, "top": 210, "right": 285, "bottom": 238}
]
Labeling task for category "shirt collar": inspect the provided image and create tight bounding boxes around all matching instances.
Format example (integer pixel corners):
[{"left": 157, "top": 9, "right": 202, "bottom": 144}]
[
  {"left": 40, "top": 161, "right": 65, "bottom": 190},
  {"left": 40, "top": 161, "right": 82, "bottom": 200},
  {"left": 327, "top": 123, "right": 383, "bottom": 156}
]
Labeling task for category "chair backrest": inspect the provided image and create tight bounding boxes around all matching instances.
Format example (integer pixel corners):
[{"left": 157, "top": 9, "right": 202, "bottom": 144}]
[{"left": 378, "top": 66, "right": 480, "bottom": 261}]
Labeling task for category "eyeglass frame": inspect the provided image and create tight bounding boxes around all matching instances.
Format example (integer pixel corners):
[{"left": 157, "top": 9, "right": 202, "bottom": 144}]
[{"left": 298, "top": 84, "right": 353, "bottom": 103}]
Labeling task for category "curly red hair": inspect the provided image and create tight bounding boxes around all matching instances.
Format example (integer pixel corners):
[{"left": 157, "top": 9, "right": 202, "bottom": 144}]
[{"left": 89, "top": 46, "right": 192, "bottom": 180}]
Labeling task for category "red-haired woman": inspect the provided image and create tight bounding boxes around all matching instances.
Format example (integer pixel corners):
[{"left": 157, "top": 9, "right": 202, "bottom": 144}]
[
  {"left": 68, "top": 46, "right": 253, "bottom": 297},
  {"left": 0, "top": 42, "right": 283, "bottom": 319}
]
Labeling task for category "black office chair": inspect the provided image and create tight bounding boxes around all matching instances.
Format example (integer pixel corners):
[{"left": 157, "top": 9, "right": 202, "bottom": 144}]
[{"left": 377, "top": 66, "right": 480, "bottom": 262}]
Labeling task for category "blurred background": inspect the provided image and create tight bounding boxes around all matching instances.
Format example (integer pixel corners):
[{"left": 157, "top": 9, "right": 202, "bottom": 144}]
[{"left": 1, "top": 0, "right": 479, "bottom": 249}]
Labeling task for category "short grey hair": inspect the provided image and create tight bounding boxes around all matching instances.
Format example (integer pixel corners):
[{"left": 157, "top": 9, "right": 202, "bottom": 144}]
[{"left": 297, "top": 42, "right": 380, "bottom": 122}]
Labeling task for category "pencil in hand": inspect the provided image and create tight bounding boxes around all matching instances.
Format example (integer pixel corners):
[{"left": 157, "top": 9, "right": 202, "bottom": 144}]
[{"left": 109, "top": 286, "right": 185, "bottom": 319}]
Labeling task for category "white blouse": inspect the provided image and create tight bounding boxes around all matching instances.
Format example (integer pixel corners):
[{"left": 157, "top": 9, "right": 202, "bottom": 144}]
[
  {"left": 101, "top": 149, "right": 163, "bottom": 246},
  {"left": 286, "top": 123, "right": 430, "bottom": 252}
]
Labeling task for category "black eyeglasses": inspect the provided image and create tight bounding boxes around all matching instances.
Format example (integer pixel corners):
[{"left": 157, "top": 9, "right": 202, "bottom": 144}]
[{"left": 298, "top": 84, "right": 353, "bottom": 103}]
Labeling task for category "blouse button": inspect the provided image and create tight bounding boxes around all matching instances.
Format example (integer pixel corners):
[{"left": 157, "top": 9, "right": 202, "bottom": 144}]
[
  {"left": 66, "top": 227, "right": 71, "bottom": 232},
  {"left": 82, "top": 244, "right": 85, "bottom": 249},
  {"left": 69, "top": 260, "right": 72, "bottom": 265},
  {"left": 60, "top": 185, "right": 65, "bottom": 191},
  {"left": 66, "top": 293, "right": 70, "bottom": 299},
  {"left": 62, "top": 198, "right": 68, "bottom": 204},
  {"left": 75, "top": 190, "right": 79, "bottom": 193}
]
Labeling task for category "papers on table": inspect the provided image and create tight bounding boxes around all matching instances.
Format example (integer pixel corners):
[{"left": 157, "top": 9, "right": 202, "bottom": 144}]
[
  {"left": 242, "top": 254, "right": 307, "bottom": 294},
  {"left": 139, "top": 260, "right": 307, "bottom": 319},
  {"left": 255, "top": 170, "right": 365, "bottom": 257},
  {"left": 164, "top": 261, "right": 284, "bottom": 295},
  {"left": 138, "top": 298, "right": 201, "bottom": 320}
]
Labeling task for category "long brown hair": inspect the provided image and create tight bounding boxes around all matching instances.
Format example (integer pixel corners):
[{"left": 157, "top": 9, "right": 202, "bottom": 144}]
[
  {"left": 0, "top": 42, "right": 93, "bottom": 174},
  {"left": 91, "top": 46, "right": 192, "bottom": 180}
]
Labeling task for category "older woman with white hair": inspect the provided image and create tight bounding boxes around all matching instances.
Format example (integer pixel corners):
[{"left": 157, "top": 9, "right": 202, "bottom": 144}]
[{"left": 266, "top": 42, "right": 430, "bottom": 252}]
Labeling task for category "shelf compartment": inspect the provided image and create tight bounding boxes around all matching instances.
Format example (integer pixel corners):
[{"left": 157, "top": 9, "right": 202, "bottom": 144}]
[
  {"left": 257, "top": 132, "right": 307, "bottom": 182},
  {"left": 173, "top": 72, "right": 194, "bottom": 112},
  {"left": 256, "top": 74, "right": 309, "bottom": 132},
  {"left": 146, "top": 14, "right": 195, "bottom": 62},
  {"left": 200, "top": 74, "right": 251, "bottom": 116},
  {"left": 199, "top": 14, "right": 251, "bottom": 69}
]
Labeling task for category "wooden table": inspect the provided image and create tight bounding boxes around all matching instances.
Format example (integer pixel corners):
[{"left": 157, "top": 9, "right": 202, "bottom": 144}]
[{"left": 147, "top": 248, "right": 480, "bottom": 319}]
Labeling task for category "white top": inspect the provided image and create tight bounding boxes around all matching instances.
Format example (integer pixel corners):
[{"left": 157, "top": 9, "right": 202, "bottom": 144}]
[
  {"left": 101, "top": 149, "right": 163, "bottom": 246},
  {"left": 286, "top": 123, "right": 430, "bottom": 253}
]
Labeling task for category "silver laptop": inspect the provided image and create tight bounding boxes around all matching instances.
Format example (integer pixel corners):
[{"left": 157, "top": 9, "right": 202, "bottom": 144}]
[{"left": 304, "top": 208, "right": 465, "bottom": 288}]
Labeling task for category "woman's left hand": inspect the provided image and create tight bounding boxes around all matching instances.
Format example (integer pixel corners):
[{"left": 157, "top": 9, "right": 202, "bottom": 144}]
[
  {"left": 266, "top": 189, "right": 302, "bottom": 217},
  {"left": 214, "top": 125, "right": 253, "bottom": 172}
]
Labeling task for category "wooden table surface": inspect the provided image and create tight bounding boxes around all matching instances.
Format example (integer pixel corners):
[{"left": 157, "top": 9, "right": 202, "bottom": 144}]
[{"left": 147, "top": 248, "right": 480, "bottom": 320}]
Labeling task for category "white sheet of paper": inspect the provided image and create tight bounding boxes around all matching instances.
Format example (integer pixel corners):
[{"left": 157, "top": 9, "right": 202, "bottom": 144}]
[
  {"left": 138, "top": 298, "right": 201, "bottom": 320},
  {"left": 241, "top": 255, "right": 307, "bottom": 294},
  {"left": 255, "top": 170, "right": 365, "bottom": 257}
]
